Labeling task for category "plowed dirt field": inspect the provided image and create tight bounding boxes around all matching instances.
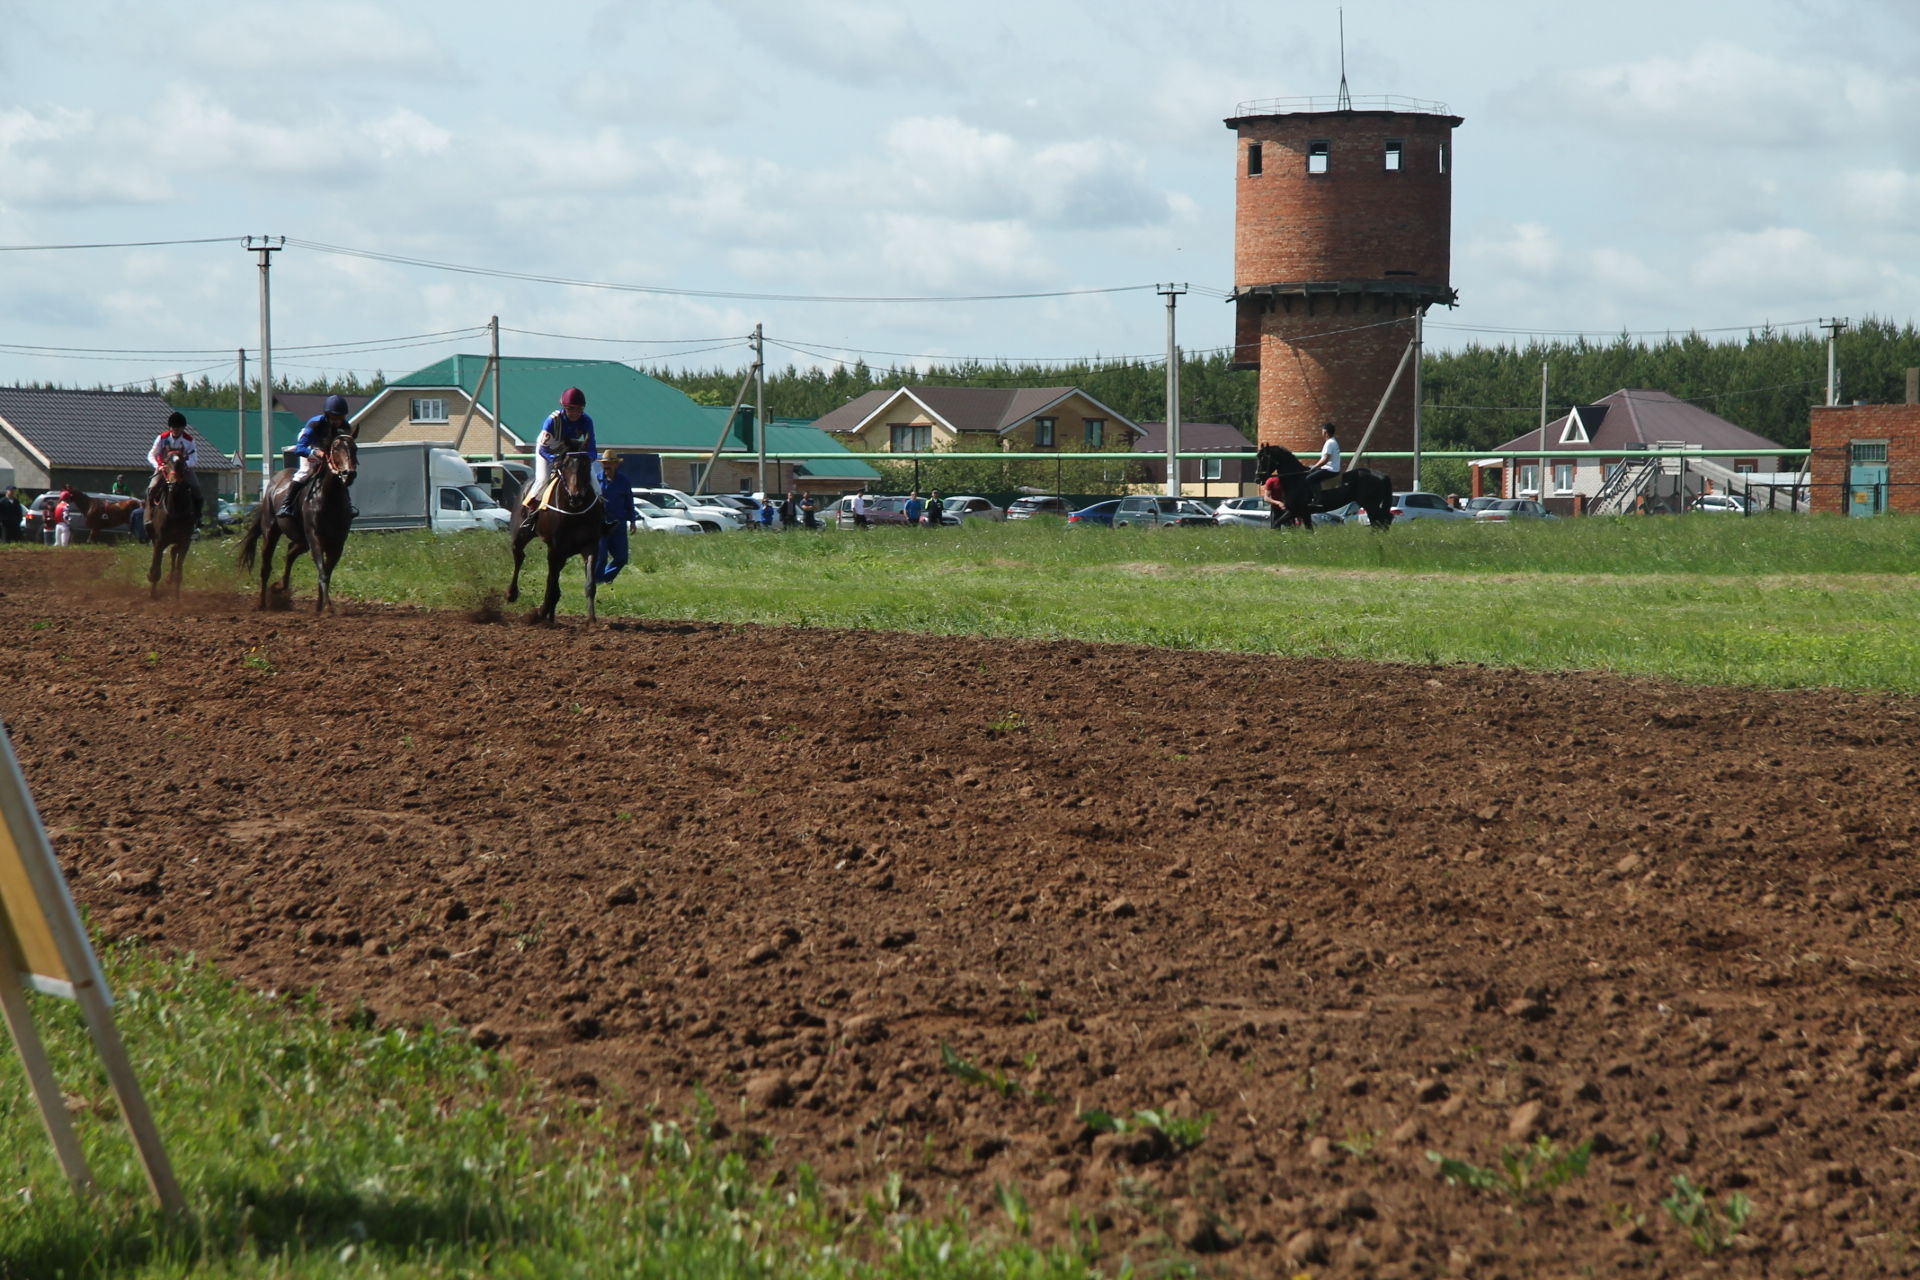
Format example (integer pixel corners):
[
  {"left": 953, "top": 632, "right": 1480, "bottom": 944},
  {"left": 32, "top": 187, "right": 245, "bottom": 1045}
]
[{"left": 4, "top": 549, "right": 1918, "bottom": 1277}]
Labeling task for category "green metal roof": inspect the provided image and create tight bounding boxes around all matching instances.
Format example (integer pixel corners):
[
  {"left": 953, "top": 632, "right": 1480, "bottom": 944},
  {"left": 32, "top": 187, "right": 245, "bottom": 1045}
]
[
  {"left": 758, "top": 415, "right": 881, "bottom": 479},
  {"left": 391, "top": 355, "right": 725, "bottom": 449},
  {"left": 176, "top": 407, "right": 303, "bottom": 468}
]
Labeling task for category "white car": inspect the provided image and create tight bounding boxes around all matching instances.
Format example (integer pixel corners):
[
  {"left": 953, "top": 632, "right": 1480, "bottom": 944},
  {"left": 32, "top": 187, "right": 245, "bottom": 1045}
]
[
  {"left": 630, "top": 497, "right": 703, "bottom": 534},
  {"left": 631, "top": 488, "right": 745, "bottom": 532},
  {"left": 1384, "top": 491, "right": 1473, "bottom": 522},
  {"left": 1214, "top": 495, "right": 1274, "bottom": 527},
  {"left": 1692, "top": 493, "right": 1758, "bottom": 515}
]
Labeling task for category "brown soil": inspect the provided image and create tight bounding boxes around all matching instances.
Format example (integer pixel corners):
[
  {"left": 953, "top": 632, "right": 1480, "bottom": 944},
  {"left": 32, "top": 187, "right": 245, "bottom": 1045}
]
[{"left": 4, "top": 548, "right": 1919, "bottom": 1277}]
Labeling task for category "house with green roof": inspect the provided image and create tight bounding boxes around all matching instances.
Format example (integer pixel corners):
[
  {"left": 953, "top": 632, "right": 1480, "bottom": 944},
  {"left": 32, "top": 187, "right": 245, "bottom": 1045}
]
[{"left": 354, "top": 355, "right": 876, "bottom": 494}]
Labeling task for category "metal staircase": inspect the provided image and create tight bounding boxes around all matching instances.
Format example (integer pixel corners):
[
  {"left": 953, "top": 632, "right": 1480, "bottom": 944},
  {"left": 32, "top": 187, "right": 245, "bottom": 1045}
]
[{"left": 1587, "top": 457, "right": 1660, "bottom": 515}]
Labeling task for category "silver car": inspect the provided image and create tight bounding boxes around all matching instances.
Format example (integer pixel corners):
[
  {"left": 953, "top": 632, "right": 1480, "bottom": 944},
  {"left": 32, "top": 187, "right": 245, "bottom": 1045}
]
[{"left": 1386, "top": 491, "right": 1474, "bottom": 522}]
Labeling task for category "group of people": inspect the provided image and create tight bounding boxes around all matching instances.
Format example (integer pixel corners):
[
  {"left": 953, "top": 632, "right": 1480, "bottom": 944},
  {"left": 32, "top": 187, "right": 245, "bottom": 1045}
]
[{"left": 845, "top": 487, "right": 951, "bottom": 528}]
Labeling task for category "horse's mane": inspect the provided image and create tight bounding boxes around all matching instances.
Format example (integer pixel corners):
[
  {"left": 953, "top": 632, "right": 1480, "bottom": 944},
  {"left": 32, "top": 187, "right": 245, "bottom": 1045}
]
[{"left": 1255, "top": 444, "right": 1304, "bottom": 481}]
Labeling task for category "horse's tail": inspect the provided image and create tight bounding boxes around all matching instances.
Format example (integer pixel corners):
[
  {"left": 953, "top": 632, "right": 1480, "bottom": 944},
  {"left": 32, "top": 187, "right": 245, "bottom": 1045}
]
[{"left": 237, "top": 512, "right": 263, "bottom": 570}]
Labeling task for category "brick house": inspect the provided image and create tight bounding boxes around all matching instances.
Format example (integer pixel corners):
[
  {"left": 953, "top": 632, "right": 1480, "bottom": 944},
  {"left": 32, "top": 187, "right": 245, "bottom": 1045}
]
[
  {"left": 1808, "top": 374, "right": 1920, "bottom": 515},
  {"left": 1135, "top": 421, "right": 1257, "bottom": 496},
  {"left": 812, "top": 386, "right": 1143, "bottom": 456}
]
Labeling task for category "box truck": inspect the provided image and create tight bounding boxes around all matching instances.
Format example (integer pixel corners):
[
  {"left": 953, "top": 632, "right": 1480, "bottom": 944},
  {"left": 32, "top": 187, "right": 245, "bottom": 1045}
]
[{"left": 354, "top": 441, "right": 512, "bottom": 532}]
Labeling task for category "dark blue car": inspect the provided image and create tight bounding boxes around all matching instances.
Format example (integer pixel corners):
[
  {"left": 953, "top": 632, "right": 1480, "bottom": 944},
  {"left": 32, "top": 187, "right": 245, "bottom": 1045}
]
[{"left": 1066, "top": 499, "right": 1121, "bottom": 526}]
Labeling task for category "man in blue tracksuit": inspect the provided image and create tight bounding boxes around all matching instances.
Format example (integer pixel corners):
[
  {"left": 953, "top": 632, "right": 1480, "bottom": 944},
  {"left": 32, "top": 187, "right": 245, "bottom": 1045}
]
[{"left": 594, "top": 451, "right": 637, "bottom": 585}]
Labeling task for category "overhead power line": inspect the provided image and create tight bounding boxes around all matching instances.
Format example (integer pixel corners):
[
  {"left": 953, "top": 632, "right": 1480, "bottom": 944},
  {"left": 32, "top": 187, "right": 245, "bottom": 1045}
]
[
  {"left": 0, "top": 236, "right": 242, "bottom": 251},
  {"left": 284, "top": 237, "right": 1161, "bottom": 304}
]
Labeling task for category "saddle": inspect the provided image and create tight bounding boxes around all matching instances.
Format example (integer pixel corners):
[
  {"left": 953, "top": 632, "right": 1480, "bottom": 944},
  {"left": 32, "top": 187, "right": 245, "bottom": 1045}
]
[{"left": 524, "top": 476, "right": 563, "bottom": 515}]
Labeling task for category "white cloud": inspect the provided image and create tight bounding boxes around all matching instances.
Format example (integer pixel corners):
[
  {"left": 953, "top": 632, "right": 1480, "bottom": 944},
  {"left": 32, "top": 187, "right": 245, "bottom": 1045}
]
[
  {"left": 1689, "top": 227, "right": 1886, "bottom": 301},
  {"left": 880, "top": 116, "right": 1173, "bottom": 229},
  {"left": 180, "top": 2, "right": 445, "bottom": 75},
  {"left": 712, "top": 0, "right": 953, "bottom": 87},
  {"left": 1467, "top": 222, "right": 1561, "bottom": 276},
  {"left": 871, "top": 213, "right": 1045, "bottom": 290},
  {"left": 1834, "top": 169, "right": 1920, "bottom": 228}
]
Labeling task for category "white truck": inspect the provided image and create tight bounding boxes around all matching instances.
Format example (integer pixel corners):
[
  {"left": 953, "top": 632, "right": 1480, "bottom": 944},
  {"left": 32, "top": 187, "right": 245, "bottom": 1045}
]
[{"left": 354, "top": 441, "right": 512, "bottom": 532}]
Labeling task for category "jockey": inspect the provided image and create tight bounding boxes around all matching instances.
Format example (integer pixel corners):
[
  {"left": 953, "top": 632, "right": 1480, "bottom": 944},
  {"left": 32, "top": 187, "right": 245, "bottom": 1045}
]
[
  {"left": 525, "top": 387, "right": 604, "bottom": 516},
  {"left": 1297, "top": 421, "right": 1342, "bottom": 498},
  {"left": 148, "top": 411, "right": 205, "bottom": 524},
  {"left": 277, "top": 394, "right": 351, "bottom": 518}
]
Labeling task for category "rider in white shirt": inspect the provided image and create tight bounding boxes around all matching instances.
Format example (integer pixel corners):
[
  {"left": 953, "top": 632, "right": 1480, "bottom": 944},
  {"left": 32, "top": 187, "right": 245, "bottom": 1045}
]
[
  {"left": 147, "top": 411, "right": 204, "bottom": 524},
  {"left": 1299, "top": 421, "right": 1342, "bottom": 491}
]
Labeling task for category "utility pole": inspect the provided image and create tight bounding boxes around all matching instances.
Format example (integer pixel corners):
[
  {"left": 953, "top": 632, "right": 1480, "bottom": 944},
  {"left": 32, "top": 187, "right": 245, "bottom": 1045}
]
[
  {"left": 1537, "top": 359, "right": 1549, "bottom": 500},
  {"left": 1821, "top": 317, "right": 1849, "bottom": 406},
  {"left": 753, "top": 324, "right": 767, "bottom": 496},
  {"left": 1159, "top": 284, "right": 1186, "bottom": 497},
  {"left": 1410, "top": 310, "right": 1425, "bottom": 492},
  {"left": 235, "top": 349, "right": 247, "bottom": 498},
  {"left": 490, "top": 315, "right": 503, "bottom": 461},
  {"left": 246, "top": 236, "right": 284, "bottom": 492}
]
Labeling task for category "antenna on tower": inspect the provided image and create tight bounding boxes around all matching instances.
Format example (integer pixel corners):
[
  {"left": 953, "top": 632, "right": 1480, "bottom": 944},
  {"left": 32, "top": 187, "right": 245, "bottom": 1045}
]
[{"left": 1336, "top": 7, "right": 1352, "bottom": 110}]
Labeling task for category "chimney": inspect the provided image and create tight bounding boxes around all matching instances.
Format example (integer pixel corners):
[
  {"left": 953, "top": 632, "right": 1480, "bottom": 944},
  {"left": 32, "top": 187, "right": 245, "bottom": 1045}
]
[{"left": 1906, "top": 367, "right": 1917, "bottom": 405}]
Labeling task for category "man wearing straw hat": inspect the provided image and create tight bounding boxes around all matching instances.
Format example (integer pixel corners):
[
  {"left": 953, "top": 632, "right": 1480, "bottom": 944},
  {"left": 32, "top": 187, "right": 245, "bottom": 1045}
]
[{"left": 594, "top": 449, "right": 638, "bottom": 586}]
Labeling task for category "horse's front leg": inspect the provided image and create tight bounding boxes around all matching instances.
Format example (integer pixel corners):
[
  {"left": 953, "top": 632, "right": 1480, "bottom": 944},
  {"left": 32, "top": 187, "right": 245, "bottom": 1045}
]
[
  {"left": 540, "top": 544, "right": 566, "bottom": 622},
  {"left": 507, "top": 522, "right": 534, "bottom": 603},
  {"left": 149, "top": 537, "right": 167, "bottom": 599},
  {"left": 314, "top": 544, "right": 344, "bottom": 614},
  {"left": 170, "top": 544, "right": 187, "bottom": 598}
]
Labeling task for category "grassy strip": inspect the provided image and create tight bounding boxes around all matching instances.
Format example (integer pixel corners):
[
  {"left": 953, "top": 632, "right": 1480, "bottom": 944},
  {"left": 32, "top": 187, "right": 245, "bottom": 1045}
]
[
  {"left": 95, "top": 514, "right": 1920, "bottom": 693},
  {"left": 0, "top": 943, "right": 1105, "bottom": 1278}
]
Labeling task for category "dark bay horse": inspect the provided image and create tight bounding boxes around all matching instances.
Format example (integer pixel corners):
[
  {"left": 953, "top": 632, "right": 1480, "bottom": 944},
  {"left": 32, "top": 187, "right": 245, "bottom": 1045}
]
[
  {"left": 144, "top": 451, "right": 195, "bottom": 598},
  {"left": 1255, "top": 444, "right": 1397, "bottom": 530},
  {"left": 508, "top": 451, "right": 603, "bottom": 623},
  {"left": 77, "top": 493, "right": 142, "bottom": 543},
  {"left": 238, "top": 432, "right": 358, "bottom": 612}
]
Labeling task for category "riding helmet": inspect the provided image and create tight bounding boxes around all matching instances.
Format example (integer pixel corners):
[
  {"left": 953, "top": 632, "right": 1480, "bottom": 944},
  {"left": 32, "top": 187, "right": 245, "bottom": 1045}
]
[
  {"left": 325, "top": 394, "right": 350, "bottom": 416},
  {"left": 560, "top": 387, "right": 587, "bottom": 408},
  {"left": 166, "top": 410, "right": 187, "bottom": 429}
]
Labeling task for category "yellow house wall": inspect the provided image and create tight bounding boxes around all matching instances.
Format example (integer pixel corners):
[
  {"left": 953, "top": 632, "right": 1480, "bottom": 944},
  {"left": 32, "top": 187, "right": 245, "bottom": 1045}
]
[{"left": 356, "top": 390, "right": 523, "bottom": 457}]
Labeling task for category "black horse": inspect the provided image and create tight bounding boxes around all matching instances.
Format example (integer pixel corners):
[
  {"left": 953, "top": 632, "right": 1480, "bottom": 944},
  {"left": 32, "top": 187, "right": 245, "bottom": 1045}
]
[
  {"left": 1255, "top": 444, "right": 1396, "bottom": 530},
  {"left": 238, "top": 431, "right": 359, "bottom": 612},
  {"left": 507, "top": 451, "right": 603, "bottom": 623},
  {"left": 144, "top": 449, "right": 196, "bottom": 599}
]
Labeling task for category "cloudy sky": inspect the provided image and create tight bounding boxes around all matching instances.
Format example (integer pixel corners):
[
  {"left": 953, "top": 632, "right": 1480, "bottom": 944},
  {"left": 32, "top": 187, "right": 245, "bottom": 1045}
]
[{"left": 2, "top": 0, "right": 1916, "bottom": 393}]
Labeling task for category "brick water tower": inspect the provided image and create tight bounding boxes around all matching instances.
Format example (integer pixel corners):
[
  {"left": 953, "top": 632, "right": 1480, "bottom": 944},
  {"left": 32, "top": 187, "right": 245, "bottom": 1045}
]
[{"left": 1225, "top": 95, "right": 1462, "bottom": 473}]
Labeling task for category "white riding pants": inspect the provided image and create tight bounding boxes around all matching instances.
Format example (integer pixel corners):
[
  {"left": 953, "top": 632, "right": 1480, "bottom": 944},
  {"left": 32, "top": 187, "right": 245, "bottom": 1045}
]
[{"left": 529, "top": 456, "right": 605, "bottom": 504}]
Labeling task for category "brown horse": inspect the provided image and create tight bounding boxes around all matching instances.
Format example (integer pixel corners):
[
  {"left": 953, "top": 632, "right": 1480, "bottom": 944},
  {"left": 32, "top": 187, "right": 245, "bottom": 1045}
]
[
  {"left": 507, "top": 451, "right": 603, "bottom": 623},
  {"left": 144, "top": 451, "right": 195, "bottom": 598},
  {"left": 78, "top": 493, "right": 142, "bottom": 543},
  {"left": 238, "top": 432, "right": 358, "bottom": 612}
]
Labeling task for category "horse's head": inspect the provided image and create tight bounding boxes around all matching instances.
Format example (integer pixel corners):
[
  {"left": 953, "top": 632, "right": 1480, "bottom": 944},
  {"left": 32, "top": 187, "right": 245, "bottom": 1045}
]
[
  {"left": 326, "top": 432, "right": 358, "bottom": 486},
  {"left": 1256, "top": 444, "right": 1302, "bottom": 481},
  {"left": 161, "top": 448, "right": 188, "bottom": 483},
  {"left": 557, "top": 451, "right": 597, "bottom": 511}
]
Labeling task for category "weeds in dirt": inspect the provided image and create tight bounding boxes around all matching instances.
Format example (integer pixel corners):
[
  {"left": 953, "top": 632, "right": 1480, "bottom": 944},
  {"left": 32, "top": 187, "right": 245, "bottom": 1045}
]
[
  {"left": 1082, "top": 1106, "right": 1214, "bottom": 1153},
  {"left": 0, "top": 941, "right": 1109, "bottom": 1278},
  {"left": 939, "top": 1041, "right": 1054, "bottom": 1104},
  {"left": 243, "top": 645, "right": 275, "bottom": 673},
  {"left": 1335, "top": 1129, "right": 1381, "bottom": 1158},
  {"left": 985, "top": 710, "right": 1027, "bottom": 736},
  {"left": 1661, "top": 1174, "right": 1753, "bottom": 1255},
  {"left": 1427, "top": 1136, "right": 1594, "bottom": 1204}
]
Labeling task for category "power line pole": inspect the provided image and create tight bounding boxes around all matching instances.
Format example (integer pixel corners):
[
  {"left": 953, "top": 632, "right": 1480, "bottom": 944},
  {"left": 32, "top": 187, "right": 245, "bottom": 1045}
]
[
  {"left": 246, "top": 236, "right": 284, "bottom": 492},
  {"left": 753, "top": 323, "right": 767, "bottom": 496},
  {"left": 1410, "top": 310, "right": 1425, "bottom": 492},
  {"left": 1820, "top": 317, "right": 1849, "bottom": 406},
  {"left": 235, "top": 348, "right": 247, "bottom": 498},
  {"left": 1159, "top": 283, "right": 1186, "bottom": 497},
  {"left": 490, "top": 315, "right": 503, "bottom": 461}
]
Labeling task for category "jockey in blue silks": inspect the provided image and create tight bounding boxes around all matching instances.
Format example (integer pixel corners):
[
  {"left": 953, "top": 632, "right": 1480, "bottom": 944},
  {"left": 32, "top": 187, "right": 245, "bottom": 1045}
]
[
  {"left": 277, "top": 394, "right": 352, "bottom": 518},
  {"left": 525, "top": 386, "right": 608, "bottom": 518}
]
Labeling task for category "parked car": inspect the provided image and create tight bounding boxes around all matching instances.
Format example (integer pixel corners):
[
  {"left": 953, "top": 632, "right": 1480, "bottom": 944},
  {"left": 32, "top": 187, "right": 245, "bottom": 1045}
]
[
  {"left": 1463, "top": 496, "right": 1503, "bottom": 513},
  {"left": 1473, "top": 498, "right": 1556, "bottom": 522},
  {"left": 1111, "top": 495, "right": 1208, "bottom": 528},
  {"left": 1213, "top": 495, "right": 1274, "bottom": 527},
  {"left": 1005, "top": 495, "right": 1070, "bottom": 520},
  {"left": 630, "top": 496, "right": 704, "bottom": 534},
  {"left": 1066, "top": 499, "right": 1122, "bottom": 526},
  {"left": 942, "top": 495, "right": 1004, "bottom": 522},
  {"left": 1177, "top": 499, "right": 1222, "bottom": 524},
  {"left": 832, "top": 495, "right": 914, "bottom": 528},
  {"left": 1691, "top": 493, "right": 1758, "bottom": 515},
  {"left": 630, "top": 488, "right": 745, "bottom": 532},
  {"left": 1385, "top": 491, "right": 1474, "bottom": 522}
]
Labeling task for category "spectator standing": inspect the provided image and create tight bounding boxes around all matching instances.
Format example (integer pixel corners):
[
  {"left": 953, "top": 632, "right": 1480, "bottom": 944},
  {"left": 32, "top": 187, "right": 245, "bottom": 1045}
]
[
  {"left": 780, "top": 491, "right": 797, "bottom": 529},
  {"left": 799, "top": 492, "right": 819, "bottom": 530},
  {"left": 0, "top": 486, "right": 22, "bottom": 543},
  {"left": 904, "top": 491, "right": 924, "bottom": 528},
  {"left": 926, "top": 490, "right": 944, "bottom": 527},
  {"left": 756, "top": 496, "right": 777, "bottom": 529},
  {"left": 849, "top": 487, "right": 870, "bottom": 530},
  {"left": 52, "top": 493, "right": 74, "bottom": 546},
  {"left": 593, "top": 451, "right": 637, "bottom": 587}
]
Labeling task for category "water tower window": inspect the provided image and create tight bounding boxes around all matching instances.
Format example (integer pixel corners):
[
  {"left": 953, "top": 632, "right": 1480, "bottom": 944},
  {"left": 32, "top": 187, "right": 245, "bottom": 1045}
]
[
  {"left": 1438, "top": 141, "right": 1447, "bottom": 174},
  {"left": 1384, "top": 138, "right": 1403, "bottom": 171},
  {"left": 1247, "top": 143, "right": 1263, "bottom": 176},
  {"left": 1307, "top": 140, "right": 1329, "bottom": 175}
]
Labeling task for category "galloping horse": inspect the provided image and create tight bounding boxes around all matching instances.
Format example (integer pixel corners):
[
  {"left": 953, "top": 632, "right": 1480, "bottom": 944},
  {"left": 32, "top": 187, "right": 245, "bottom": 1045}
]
[
  {"left": 1255, "top": 444, "right": 1397, "bottom": 530},
  {"left": 144, "top": 451, "right": 196, "bottom": 599},
  {"left": 507, "top": 451, "right": 603, "bottom": 623},
  {"left": 238, "top": 431, "right": 358, "bottom": 612}
]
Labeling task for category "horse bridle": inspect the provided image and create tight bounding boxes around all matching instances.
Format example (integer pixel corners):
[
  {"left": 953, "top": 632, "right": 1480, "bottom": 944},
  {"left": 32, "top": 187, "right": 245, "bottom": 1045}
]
[{"left": 556, "top": 451, "right": 602, "bottom": 515}]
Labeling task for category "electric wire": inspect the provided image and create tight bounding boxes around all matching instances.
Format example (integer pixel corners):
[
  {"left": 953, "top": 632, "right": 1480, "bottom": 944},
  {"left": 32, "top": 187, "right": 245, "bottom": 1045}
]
[{"left": 0, "top": 236, "right": 242, "bottom": 251}]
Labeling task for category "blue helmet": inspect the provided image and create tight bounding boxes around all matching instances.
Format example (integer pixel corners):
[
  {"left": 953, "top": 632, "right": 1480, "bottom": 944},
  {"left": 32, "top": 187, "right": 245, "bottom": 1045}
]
[{"left": 324, "top": 394, "right": 350, "bottom": 416}]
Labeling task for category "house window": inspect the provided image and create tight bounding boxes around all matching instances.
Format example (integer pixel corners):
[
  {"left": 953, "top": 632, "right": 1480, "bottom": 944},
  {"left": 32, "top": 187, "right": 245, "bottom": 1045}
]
[
  {"left": 1202, "top": 458, "right": 1223, "bottom": 481},
  {"left": 1553, "top": 463, "right": 1575, "bottom": 492},
  {"left": 1851, "top": 441, "right": 1888, "bottom": 463},
  {"left": 687, "top": 462, "right": 708, "bottom": 493},
  {"left": 1735, "top": 462, "right": 1756, "bottom": 475},
  {"left": 410, "top": 397, "right": 447, "bottom": 423},
  {"left": 1519, "top": 464, "right": 1540, "bottom": 495},
  {"left": 1247, "top": 143, "right": 1262, "bottom": 176},
  {"left": 1307, "top": 140, "right": 1329, "bottom": 175},
  {"left": 1384, "top": 138, "right": 1403, "bottom": 171},
  {"left": 889, "top": 423, "right": 931, "bottom": 452},
  {"left": 1084, "top": 418, "right": 1105, "bottom": 448},
  {"left": 1033, "top": 417, "right": 1056, "bottom": 448}
]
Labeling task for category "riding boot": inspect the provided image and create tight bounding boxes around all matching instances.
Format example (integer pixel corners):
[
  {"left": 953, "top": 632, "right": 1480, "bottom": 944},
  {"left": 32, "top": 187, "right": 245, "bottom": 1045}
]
[{"left": 275, "top": 480, "right": 303, "bottom": 520}]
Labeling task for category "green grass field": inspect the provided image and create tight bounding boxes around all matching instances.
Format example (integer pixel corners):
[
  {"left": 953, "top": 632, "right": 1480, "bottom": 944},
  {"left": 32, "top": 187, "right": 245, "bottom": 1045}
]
[{"left": 144, "top": 512, "right": 1920, "bottom": 694}]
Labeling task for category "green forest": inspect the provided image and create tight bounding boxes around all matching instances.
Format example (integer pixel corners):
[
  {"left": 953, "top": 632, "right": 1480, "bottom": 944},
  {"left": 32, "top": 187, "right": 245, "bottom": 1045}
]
[{"left": 126, "top": 318, "right": 1920, "bottom": 478}]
